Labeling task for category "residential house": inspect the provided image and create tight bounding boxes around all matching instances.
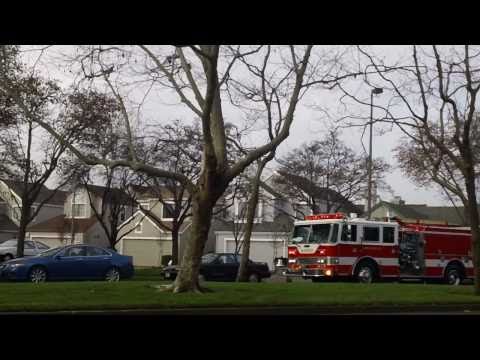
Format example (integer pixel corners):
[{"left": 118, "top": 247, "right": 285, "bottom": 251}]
[
  {"left": 370, "top": 197, "right": 468, "bottom": 225},
  {"left": 0, "top": 179, "right": 66, "bottom": 242},
  {"left": 116, "top": 186, "right": 192, "bottom": 267},
  {"left": 27, "top": 184, "right": 135, "bottom": 248}
]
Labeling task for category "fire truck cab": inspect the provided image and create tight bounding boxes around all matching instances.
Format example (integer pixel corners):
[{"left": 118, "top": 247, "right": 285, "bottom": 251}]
[{"left": 285, "top": 213, "right": 474, "bottom": 285}]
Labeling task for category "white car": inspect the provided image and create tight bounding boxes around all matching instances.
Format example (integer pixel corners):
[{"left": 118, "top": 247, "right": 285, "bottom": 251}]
[{"left": 0, "top": 239, "right": 50, "bottom": 261}]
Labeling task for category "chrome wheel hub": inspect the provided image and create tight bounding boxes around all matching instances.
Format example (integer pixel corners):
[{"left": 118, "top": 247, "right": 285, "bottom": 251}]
[
  {"left": 359, "top": 268, "right": 373, "bottom": 283},
  {"left": 106, "top": 269, "right": 120, "bottom": 282},
  {"left": 30, "top": 269, "right": 46, "bottom": 283}
]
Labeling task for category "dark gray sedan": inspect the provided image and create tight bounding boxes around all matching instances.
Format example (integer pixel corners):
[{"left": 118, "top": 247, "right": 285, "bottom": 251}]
[{"left": 162, "top": 253, "right": 271, "bottom": 282}]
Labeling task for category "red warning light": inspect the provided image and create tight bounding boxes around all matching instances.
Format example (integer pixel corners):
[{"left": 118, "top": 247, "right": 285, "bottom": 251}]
[{"left": 305, "top": 213, "right": 345, "bottom": 220}]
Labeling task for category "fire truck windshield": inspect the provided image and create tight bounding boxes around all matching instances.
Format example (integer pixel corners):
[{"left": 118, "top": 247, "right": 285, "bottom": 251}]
[{"left": 291, "top": 224, "right": 337, "bottom": 244}]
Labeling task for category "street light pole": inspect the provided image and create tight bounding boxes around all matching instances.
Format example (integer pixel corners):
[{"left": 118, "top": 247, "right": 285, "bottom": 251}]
[{"left": 367, "top": 87, "right": 383, "bottom": 220}]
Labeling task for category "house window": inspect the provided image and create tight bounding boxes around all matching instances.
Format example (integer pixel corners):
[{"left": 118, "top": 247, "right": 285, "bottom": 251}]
[
  {"left": 294, "top": 204, "right": 311, "bottom": 220},
  {"left": 162, "top": 202, "right": 175, "bottom": 220},
  {"left": 72, "top": 204, "right": 87, "bottom": 217},
  {"left": 72, "top": 191, "right": 87, "bottom": 218},
  {"left": 135, "top": 221, "right": 143, "bottom": 233},
  {"left": 12, "top": 206, "right": 21, "bottom": 220},
  {"left": 236, "top": 200, "right": 262, "bottom": 221},
  {"left": 119, "top": 206, "right": 126, "bottom": 222}
]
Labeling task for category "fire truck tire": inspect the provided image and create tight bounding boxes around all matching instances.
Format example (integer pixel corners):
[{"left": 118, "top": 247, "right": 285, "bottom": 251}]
[
  {"left": 444, "top": 265, "right": 463, "bottom": 285},
  {"left": 354, "top": 261, "right": 377, "bottom": 284}
]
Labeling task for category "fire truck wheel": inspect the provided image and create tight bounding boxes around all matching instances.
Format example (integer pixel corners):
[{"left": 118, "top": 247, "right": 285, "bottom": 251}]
[
  {"left": 444, "top": 265, "right": 462, "bottom": 286},
  {"left": 355, "top": 263, "right": 376, "bottom": 284}
]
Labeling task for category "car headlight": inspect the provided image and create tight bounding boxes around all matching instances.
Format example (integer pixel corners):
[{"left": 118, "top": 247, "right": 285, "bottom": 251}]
[{"left": 317, "top": 258, "right": 326, "bottom": 264}]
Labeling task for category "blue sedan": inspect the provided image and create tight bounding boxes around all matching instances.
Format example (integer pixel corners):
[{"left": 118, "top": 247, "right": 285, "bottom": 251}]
[{"left": 0, "top": 245, "right": 134, "bottom": 283}]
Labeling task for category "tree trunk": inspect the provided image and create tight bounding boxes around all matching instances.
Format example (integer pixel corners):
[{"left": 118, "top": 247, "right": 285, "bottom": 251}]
[
  {"left": 171, "top": 222, "right": 179, "bottom": 265},
  {"left": 237, "top": 156, "right": 272, "bottom": 282},
  {"left": 16, "top": 205, "right": 29, "bottom": 258},
  {"left": 172, "top": 193, "right": 214, "bottom": 293},
  {"left": 464, "top": 169, "right": 480, "bottom": 295},
  {"left": 236, "top": 182, "right": 259, "bottom": 282}
]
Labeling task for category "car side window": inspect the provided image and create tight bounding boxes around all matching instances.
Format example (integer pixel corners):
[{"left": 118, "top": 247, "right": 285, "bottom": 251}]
[
  {"left": 86, "top": 247, "right": 109, "bottom": 256},
  {"left": 25, "top": 241, "right": 35, "bottom": 249},
  {"left": 218, "top": 254, "right": 236, "bottom": 264},
  {"left": 64, "top": 246, "right": 86, "bottom": 257},
  {"left": 36, "top": 242, "right": 49, "bottom": 250}
]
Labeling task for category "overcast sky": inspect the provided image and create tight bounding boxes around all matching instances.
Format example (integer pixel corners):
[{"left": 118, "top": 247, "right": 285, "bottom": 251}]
[{"left": 23, "top": 45, "right": 452, "bottom": 206}]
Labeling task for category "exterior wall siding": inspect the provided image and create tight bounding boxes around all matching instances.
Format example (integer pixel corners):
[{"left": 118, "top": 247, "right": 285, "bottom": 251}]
[
  {"left": 32, "top": 204, "right": 64, "bottom": 225},
  {"left": 85, "top": 221, "right": 110, "bottom": 248}
]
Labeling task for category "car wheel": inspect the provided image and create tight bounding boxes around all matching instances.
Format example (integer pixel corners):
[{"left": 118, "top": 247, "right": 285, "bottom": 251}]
[
  {"left": 355, "top": 263, "right": 376, "bottom": 284},
  {"left": 198, "top": 274, "right": 206, "bottom": 282},
  {"left": 248, "top": 273, "right": 260, "bottom": 283},
  {"left": 105, "top": 267, "right": 120, "bottom": 282},
  {"left": 29, "top": 266, "right": 47, "bottom": 283},
  {"left": 3, "top": 254, "right": 13, "bottom": 262},
  {"left": 445, "top": 265, "right": 462, "bottom": 285}
]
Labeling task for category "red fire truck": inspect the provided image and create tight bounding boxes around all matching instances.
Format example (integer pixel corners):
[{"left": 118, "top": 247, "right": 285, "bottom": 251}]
[{"left": 285, "top": 213, "right": 474, "bottom": 285}]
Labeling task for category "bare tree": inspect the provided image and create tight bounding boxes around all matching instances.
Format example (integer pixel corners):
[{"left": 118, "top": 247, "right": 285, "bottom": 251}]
[
  {"left": 339, "top": 45, "right": 480, "bottom": 294},
  {"left": 0, "top": 46, "right": 99, "bottom": 257},
  {"left": 275, "top": 129, "right": 390, "bottom": 215}
]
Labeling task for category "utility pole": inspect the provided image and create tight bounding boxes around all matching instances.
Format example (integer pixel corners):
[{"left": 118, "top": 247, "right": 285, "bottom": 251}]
[{"left": 367, "top": 87, "right": 383, "bottom": 220}]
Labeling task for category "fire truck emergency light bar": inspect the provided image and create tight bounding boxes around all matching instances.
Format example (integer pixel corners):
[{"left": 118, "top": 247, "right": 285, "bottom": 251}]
[{"left": 305, "top": 213, "right": 345, "bottom": 220}]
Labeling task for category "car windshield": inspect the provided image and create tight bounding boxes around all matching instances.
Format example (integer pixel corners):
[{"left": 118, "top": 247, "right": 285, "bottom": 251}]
[
  {"left": 0, "top": 240, "right": 17, "bottom": 247},
  {"left": 36, "top": 247, "right": 63, "bottom": 257},
  {"left": 291, "top": 224, "right": 336, "bottom": 244}
]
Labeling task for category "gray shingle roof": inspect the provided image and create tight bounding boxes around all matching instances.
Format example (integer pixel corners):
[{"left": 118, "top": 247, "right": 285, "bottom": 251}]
[
  {"left": 212, "top": 213, "right": 293, "bottom": 233},
  {"left": 1, "top": 179, "right": 67, "bottom": 206},
  {"left": 0, "top": 215, "right": 18, "bottom": 232},
  {"left": 371, "top": 201, "right": 468, "bottom": 225}
]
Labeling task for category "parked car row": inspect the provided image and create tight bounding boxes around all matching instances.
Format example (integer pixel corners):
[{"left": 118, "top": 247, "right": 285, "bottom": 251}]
[
  {"left": 0, "top": 244, "right": 134, "bottom": 283},
  {"left": 0, "top": 242, "right": 268, "bottom": 284},
  {"left": 161, "top": 253, "right": 271, "bottom": 282}
]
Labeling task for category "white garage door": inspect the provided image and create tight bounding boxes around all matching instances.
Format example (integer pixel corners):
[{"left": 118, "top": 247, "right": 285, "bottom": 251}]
[
  {"left": 226, "top": 239, "right": 284, "bottom": 271},
  {"left": 123, "top": 239, "right": 163, "bottom": 267}
]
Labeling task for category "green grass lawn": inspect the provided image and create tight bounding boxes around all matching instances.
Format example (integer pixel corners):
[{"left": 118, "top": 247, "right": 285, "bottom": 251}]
[{"left": 0, "top": 277, "right": 480, "bottom": 312}]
